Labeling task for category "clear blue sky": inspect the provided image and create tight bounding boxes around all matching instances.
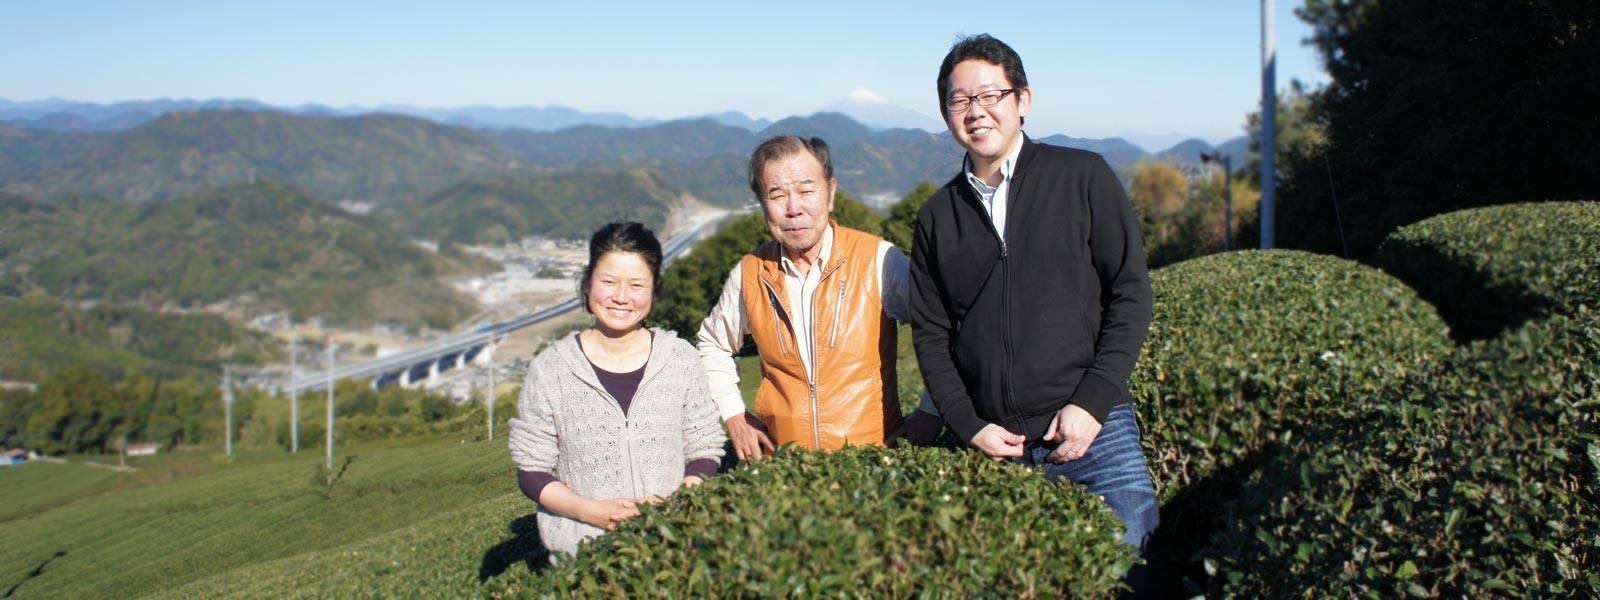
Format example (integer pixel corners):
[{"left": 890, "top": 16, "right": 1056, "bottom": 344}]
[{"left": 1, "top": 0, "right": 1327, "bottom": 146}]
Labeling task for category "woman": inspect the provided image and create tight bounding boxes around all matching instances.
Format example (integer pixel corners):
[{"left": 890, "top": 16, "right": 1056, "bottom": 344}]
[{"left": 507, "top": 222, "right": 725, "bottom": 557}]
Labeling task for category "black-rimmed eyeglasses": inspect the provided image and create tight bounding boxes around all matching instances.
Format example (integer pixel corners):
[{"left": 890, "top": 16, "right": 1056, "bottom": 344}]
[{"left": 945, "top": 89, "right": 1017, "bottom": 113}]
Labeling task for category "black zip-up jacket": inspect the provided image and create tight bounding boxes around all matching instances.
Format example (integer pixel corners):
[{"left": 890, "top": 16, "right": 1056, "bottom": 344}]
[{"left": 909, "top": 137, "right": 1152, "bottom": 443}]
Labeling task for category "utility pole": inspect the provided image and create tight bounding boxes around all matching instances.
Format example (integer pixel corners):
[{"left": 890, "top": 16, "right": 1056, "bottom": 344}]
[
  {"left": 289, "top": 337, "right": 299, "bottom": 453},
  {"left": 1261, "top": 0, "right": 1277, "bottom": 249},
  {"left": 222, "top": 365, "right": 234, "bottom": 457},
  {"left": 325, "top": 338, "right": 335, "bottom": 483},
  {"left": 487, "top": 361, "right": 496, "bottom": 441}
]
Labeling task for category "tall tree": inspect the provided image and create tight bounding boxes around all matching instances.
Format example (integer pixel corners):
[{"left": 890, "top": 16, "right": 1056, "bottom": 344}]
[
  {"left": 880, "top": 181, "right": 939, "bottom": 252},
  {"left": 1281, "top": 0, "right": 1599, "bottom": 257}
]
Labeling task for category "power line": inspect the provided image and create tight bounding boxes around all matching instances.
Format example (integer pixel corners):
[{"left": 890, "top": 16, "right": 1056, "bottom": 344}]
[{"left": 1324, "top": 153, "right": 1350, "bottom": 259}]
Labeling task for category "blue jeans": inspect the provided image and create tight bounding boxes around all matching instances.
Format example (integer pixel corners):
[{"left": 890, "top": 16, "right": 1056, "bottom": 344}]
[{"left": 1012, "top": 403, "right": 1159, "bottom": 595}]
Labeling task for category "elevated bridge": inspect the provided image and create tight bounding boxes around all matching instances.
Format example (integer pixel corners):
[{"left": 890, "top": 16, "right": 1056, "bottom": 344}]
[{"left": 283, "top": 215, "right": 728, "bottom": 393}]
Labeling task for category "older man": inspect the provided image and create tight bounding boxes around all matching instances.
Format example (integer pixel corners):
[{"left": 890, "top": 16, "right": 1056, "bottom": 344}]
[{"left": 697, "top": 135, "right": 940, "bottom": 459}]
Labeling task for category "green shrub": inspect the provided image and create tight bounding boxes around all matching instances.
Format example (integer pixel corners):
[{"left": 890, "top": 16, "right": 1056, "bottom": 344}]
[
  {"left": 1380, "top": 201, "right": 1600, "bottom": 340},
  {"left": 1205, "top": 309, "right": 1600, "bottom": 596},
  {"left": 532, "top": 446, "right": 1136, "bottom": 598},
  {"left": 1133, "top": 250, "right": 1453, "bottom": 497}
]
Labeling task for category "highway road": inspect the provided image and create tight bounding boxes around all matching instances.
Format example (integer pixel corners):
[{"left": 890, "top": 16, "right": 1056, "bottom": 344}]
[{"left": 283, "top": 215, "right": 728, "bottom": 393}]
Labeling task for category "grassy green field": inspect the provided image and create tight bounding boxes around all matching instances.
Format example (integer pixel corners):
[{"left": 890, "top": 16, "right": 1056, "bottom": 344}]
[
  {"left": 0, "top": 461, "right": 124, "bottom": 523},
  {"left": 0, "top": 437, "right": 529, "bottom": 599},
  {"left": 0, "top": 350, "right": 765, "bottom": 599},
  {"left": 157, "top": 492, "right": 539, "bottom": 598}
]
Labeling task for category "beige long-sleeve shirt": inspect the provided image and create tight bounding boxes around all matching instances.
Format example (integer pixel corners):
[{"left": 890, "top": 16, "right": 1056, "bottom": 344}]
[{"left": 695, "top": 225, "right": 938, "bottom": 421}]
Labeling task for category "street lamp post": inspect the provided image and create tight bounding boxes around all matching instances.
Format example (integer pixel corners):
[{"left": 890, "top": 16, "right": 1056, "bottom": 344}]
[{"left": 1200, "top": 152, "right": 1235, "bottom": 251}]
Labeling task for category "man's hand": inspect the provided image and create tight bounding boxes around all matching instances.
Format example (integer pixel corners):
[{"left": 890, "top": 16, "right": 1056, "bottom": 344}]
[
  {"left": 724, "top": 412, "right": 775, "bottom": 461},
  {"left": 579, "top": 498, "right": 641, "bottom": 531},
  {"left": 682, "top": 475, "right": 705, "bottom": 488},
  {"left": 889, "top": 411, "right": 944, "bottom": 448},
  {"left": 968, "top": 423, "right": 1026, "bottom": 460},
  {"left": 1043, "top": 404, "right": 1102, "bottom": 462}
]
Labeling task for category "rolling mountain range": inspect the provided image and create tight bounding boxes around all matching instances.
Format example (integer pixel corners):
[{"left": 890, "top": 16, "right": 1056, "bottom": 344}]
[
  {"left": 0, "top": 106, "right": 1252, "bottom": 334},
  {"left": 3, "top": 110, "right": 521, "bottom": 205},
  {"left": 2, "top": 97, "right": 1249, "bottom": 167},
  {"left": 2, "top": 106, "right": 1253, "bottom": 234},
  {"left": 0, "top": 98, "right": 660, "bottom": 133}
]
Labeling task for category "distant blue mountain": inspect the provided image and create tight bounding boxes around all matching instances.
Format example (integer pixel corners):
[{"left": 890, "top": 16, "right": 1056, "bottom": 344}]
[
  {"left": 1035, "top": 134, "right": 1149, "bottom": 173},
  {"left": 701, "top": 111, "right": 771, "bottom": 131},
  {"left": 1155, "top": 137, "right": 1253, "bottom": 174},
  {"left": 758, "top": 111, "right": 878, "bottom": 145},
  {"left": 1214, "top": 136, "right": 1253, "bottom": 168},
  {"left": 823, "top": 94, "right": 945, "bottom": 132},
  {"left": 0, "top": 98, "right": 664, "bottom": 132},
  {"left": 1155, "top": 138, "right": 1216, "bottom": 166},
  {"left": 390, "top": 104, "right": 657, "bottom": 130},
  {"left": 0, "top": 98, "right": 273, "bottom": 131}
]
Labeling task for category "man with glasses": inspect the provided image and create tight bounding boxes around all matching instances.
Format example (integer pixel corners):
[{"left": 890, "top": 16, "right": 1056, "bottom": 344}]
[{"left": 908, "top": 34, "right": 1161, "bottom": 595}]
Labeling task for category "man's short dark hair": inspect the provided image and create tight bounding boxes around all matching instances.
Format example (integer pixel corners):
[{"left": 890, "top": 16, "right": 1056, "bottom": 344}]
[
  {"left": 936, "top": 34, "right": 1029, "bottom": 123},
  {"left": 748, "top": 135, "right": 833, "bottom": 199}
]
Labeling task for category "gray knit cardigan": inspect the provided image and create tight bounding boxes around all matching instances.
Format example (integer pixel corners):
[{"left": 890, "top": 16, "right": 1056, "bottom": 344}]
[{"left": 507, "top": 328, "right": 726, "bottom": 556}]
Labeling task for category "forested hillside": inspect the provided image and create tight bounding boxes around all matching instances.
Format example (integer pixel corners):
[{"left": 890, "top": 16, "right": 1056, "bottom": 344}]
[
  {"left": 0, "top": 294, "right": 275, "bottom": 382},
  {"left": 0, "top": 181, "right": 483, "bottom": 329},
  {"left": 402, "top": 169, "right": 678, "bottom": 245}
]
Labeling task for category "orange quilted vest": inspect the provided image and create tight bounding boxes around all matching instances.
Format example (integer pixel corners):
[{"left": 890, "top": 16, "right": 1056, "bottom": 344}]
[{"left": 739, "top": 225, "right": 901, "bottom": 450}]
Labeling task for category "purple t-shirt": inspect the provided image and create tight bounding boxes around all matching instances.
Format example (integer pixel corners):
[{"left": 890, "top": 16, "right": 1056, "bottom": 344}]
[{"left": 518, "top": 336, "right": 719, "bottom": 503}]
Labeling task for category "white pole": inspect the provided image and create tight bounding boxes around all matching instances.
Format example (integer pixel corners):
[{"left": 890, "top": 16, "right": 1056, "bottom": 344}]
[
  {"left": 325, "top": 339, "right": 335, "bottom": 483},
  {"left": 487, "top": 360, "right": 496, "bottom": 441},
  {"left": 290, "top": 337, "right": 299, "bottom": 453},
  {"left": 223, "top": 365, "right": 233, "bottom": 457},
  {"left": 1261, "top": 0, "right": 1277, "bottom": 249}
]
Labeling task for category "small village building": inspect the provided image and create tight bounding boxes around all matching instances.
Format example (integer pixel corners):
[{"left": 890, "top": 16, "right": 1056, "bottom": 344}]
[{"left": 1, "top": 448, "right": 29, "bottom": 466}]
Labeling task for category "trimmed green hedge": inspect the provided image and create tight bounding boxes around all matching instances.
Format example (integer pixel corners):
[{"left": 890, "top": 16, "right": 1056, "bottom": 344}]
[
  {"left": 1205, "top": 309, "right": 1600, "bottom": 596},
  {"left": 533, "top": 446, "right": 1136, "bottom": 598},
  {"left": 1133, "top": 250, "right": 1453, "bottom": 497},
  {"left": 1380, "top": 201, "right": 1600, "bottom": 340}
]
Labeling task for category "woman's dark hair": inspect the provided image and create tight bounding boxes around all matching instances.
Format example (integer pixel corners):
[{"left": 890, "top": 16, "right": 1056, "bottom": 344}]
[
  {"left": 579, "top": 222, "right": 664, "bottom": 313},
  {"left": 936, "top": 34, "right": 1029, "bottom": 125}
]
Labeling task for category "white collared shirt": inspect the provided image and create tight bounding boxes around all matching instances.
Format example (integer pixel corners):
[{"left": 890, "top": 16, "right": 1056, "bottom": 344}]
[
  {"left": 962, "top": 135, "right": 1025, "bottom": 238},
  {"left": 695, "top": 225, "right": 938, "bottom": 421}
]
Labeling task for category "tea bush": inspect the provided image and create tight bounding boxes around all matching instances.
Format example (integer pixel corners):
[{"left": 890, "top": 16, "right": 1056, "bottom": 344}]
[
  {"left": 534, "top": 445, "right": 1136, "bottom": 598},
  {"left": 1380, "top": 201, "right": 1600, "bottom": 340},
  {"left": 1133, "top": 250, "right": 1452, "bottom": 496},
  {"left": 1205, "top": 309, "right": 1600, "bottom": 596}
]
